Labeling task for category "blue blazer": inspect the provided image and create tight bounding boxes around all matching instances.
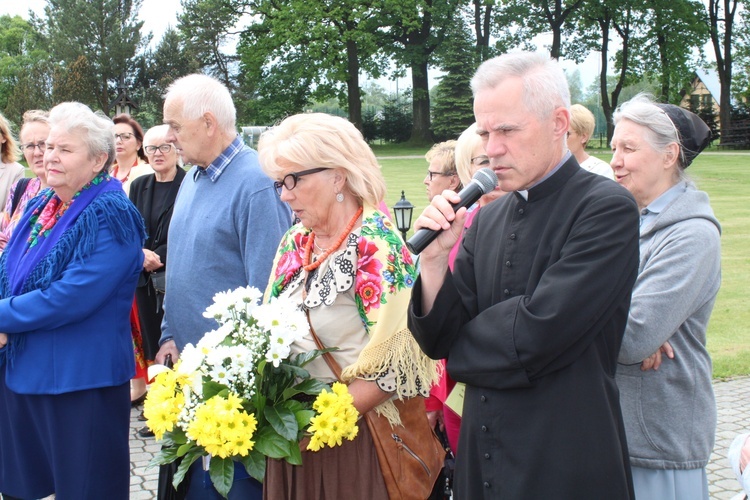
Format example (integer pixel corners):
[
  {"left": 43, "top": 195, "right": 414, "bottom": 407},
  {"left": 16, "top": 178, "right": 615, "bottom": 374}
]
[{"left": 0, "top": 210, "right": 144, "bottom": 395}]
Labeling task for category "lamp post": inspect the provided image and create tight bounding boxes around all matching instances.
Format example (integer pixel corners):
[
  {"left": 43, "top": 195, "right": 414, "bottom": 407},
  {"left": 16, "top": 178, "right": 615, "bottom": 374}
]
[{"left": 392, "top": 190, "right": 414, "bottom": 241}]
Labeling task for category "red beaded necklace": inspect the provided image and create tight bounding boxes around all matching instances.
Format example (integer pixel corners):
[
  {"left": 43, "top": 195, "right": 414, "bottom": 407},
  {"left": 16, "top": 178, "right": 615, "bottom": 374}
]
[{"left": 303, "top": 206, "right": 363, "bottom": 272}]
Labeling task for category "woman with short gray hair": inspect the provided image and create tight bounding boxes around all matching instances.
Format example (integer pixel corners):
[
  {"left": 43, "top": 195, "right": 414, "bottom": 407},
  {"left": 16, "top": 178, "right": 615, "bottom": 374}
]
[
  {"left": 0, "top": 102, "right": 145, "bottom": 499},
  {"left": 611, "top": 94, "right": 720, "bottom": 500}
]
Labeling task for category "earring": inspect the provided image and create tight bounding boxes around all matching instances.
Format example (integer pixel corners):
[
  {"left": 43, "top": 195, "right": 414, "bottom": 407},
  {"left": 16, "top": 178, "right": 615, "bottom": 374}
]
[{"left": 336, "top": 192, "right": 344, "bottom": 203}]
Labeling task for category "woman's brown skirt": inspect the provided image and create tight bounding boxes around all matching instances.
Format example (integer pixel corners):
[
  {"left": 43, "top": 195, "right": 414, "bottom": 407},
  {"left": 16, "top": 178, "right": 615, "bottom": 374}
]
[{"left": 263, "top": 419, "right": 388, "bottom": 499}]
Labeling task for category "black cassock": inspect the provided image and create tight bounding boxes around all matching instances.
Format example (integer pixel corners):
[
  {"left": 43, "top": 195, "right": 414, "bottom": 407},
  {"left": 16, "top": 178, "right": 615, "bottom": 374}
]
[{"left": 410, "top": 157, "right": 639, "bottom": 499}]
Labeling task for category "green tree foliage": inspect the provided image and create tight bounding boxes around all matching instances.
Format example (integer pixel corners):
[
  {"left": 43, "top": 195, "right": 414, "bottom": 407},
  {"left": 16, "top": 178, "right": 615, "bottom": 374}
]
[
  {"left": 637, "top": 0, "right": 709, "bottom": 104},
  {"left": 376, "top": 0, "right": 461, "bottom": 145},
  {"left": 39, "top": 0, "right": 146, "bottom": 114},
  {"left": 708, "top": 0, "right": 745, "bottom": 140},
  {"left": 0, "top": 15, "right": 52, "bottom": 123},
  {"left": 494, "top": 0, "right": 586, "bottom": 59},
  {"left": 430, "top": 19, "right": 477, "bottom": 141},
  {"left": 130, "top": 27, "right": 201, "bottom": 129},
  {"left": 379, "top": 91, "right": 413, "bottom": 143},
  {"left": 567, "top": 0, "right": 644, "bottom": 140},
  {"left": 237, "top": 0, "right": 386, "bottom": 129},
  {"left": 178, "top": 0, "right": 241, "bottom": 90}
]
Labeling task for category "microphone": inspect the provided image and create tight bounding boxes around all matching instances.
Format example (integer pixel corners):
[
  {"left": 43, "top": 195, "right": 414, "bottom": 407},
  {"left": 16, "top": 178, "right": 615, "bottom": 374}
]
[{"left": 406, "top": 167, "right": 498, "bottom": 255}]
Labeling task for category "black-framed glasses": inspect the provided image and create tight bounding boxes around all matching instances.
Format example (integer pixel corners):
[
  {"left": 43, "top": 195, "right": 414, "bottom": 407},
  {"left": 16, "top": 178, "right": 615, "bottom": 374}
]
[
  {"left": 22, "top": 141, "right": 46, "bottom": 153},
  {"left": 426, "top": 170, "right": 456, "bottom": 181},
  {"left": 274, "top": 167, "right": 327, "bottom": 195},
  {"left": 114, "top": 132, "right": 134, "bottom": 141},
  {"left": 470, "top": 155, "right": 490, "bottom": 167},
  {"left": 144, "top": 144, "right": 174, "bottom": 154}
]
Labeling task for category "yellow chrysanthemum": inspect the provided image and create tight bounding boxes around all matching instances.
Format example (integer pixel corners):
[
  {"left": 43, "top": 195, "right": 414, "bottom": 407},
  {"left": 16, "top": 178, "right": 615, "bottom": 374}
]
[
  {"left": 307, "top": 384, "right": 359, "bottom": 452},
  {"left": 186, "top": 394, "right": 257, "bottom": 459},
  {"left": 143, "top": 371, "right": 185, "bottom": 440}
]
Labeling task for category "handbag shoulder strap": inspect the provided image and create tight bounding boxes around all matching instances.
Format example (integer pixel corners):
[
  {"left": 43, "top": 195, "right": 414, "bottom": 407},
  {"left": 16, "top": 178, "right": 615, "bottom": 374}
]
[{"left": 305, "top": 309, "right": 343, "bottom": 382}]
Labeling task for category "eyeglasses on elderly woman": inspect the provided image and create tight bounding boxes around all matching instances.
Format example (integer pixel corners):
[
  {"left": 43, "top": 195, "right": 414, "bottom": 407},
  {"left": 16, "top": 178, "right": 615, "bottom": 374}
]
[
  {"left": 144, "top": 144, "right": 174, "bottom": 155},
  {"left": 22, "top": 141, "right": 46, "bottom": 153},
  {"left": 426, "top": 170, "right": 457, "bottom": 182},
  {"left": 273, "top": 167, "right": 327, "bottom": 196}
]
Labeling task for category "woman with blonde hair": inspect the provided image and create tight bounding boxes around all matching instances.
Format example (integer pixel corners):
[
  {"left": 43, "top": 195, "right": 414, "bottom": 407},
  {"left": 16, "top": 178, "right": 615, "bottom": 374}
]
[
  {"left": 0, "top": 111, "right": 50, "bottom": 252},
  {"left": 0, "top": 113, "right": 24, "bottom": 212},
  {"left": 567, "top": 104, "right": 613, "bottom": 179},
  {"left": 259, "top": 113, "right": 439, "bottom": 498}
]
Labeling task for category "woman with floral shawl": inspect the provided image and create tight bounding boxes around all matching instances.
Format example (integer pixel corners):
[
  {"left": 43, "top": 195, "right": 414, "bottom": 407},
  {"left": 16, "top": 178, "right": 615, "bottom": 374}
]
[
  {"left": 0, "top": 102, "right": 145, "bottom": 500},
  {"left": 258, "top": 113, "right": 438, "bottom": 499}
]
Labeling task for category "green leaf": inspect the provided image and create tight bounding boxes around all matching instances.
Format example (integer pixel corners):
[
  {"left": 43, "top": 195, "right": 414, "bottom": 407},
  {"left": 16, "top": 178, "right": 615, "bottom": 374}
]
[
  {"left": 209, "top": 457, "right": 235, "bottom": 498},
  {"left": 240, "top": 450, "right": 266, "bottom": 483},
  {"left": 286, "top": 440, "right": 303, "bottom": 465},
  {"left": 264, "top": 405, "right": 299, "bottom": 441},
  {"left": 149, "top": 446, "right": 178, "bottom": 468},
  {"left": 295, "top": 409, "right": 316, "bottom": 430},
  {"left": 292, "top": 347, "right": 337, "bottom": 367},
  {"left": 203, "top": 380, "right": 229, "bottom": 400},
  {"left": 173, "top": 448, "right": 204, "bottom": 490},
  {"left": 176, "top": 442, "right": 194, "bottom": 457},
  {"left": 277, "top": 363, "right": 309, "bottom": 379},
  {"left": 282, "top": 378, "right": 329, "bottom": 400},
  {"left": 253, "top": 426, "right": 292, "bottom": 459}
]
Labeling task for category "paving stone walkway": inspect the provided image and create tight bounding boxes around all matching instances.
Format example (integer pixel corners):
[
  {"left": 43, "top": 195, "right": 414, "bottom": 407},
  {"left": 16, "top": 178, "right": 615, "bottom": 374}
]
[{"left": 128, "top": 377, "right": 750, "bottom": 499}]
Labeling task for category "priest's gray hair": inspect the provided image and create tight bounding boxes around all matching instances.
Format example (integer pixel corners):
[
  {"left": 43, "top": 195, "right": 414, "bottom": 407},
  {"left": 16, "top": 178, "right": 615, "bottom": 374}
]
[{"left": 471, "top": 52, "right": 571, "bottom": 119}]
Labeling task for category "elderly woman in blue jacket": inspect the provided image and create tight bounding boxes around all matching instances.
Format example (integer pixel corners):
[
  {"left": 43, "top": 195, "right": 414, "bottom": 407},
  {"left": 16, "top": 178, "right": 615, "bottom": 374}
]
[{"left": 0, "top": 102, "right": 145, "bottom": 500}]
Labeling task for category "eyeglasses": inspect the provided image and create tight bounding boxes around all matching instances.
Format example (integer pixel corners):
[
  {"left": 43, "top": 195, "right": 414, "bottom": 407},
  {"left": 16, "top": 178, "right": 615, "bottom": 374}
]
[
  {"left": 144, "top": 144, "right": 174, "bottom": 154},
  {"left": 274, "top": 167, "right": 327, "bottom": 196},
  {"left": 22, "top": 141, "right": 46, "bottom": 153},
  {"left": 426, "top": 170, "right": 456, "bottom": 181},
  {"left": 470, "top": 155, "right": 490, "bottom": 167},
  {"left": 114, "top": 132, "right": 134, "bottom": 141}
]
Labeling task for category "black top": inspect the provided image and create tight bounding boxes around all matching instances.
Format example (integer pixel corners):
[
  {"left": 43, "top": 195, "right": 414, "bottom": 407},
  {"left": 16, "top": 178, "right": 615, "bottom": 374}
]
[{"left": 409, "top": 157, "right": 640, "bottom": 499}]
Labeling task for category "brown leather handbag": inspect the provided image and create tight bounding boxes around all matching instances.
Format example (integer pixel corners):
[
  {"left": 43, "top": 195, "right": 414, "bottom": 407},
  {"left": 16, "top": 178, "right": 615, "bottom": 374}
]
[
  {"left": 308, "top": 316, "right": 445, "bottom": 499},
  {"left": 363, "top": 396, "right": 446, "bottom": 499}
]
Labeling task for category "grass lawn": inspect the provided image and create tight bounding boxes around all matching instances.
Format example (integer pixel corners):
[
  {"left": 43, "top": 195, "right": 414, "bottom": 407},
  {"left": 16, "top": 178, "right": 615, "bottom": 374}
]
[{"left": 378, "top": 147, "right": 750, "bottom": 380}]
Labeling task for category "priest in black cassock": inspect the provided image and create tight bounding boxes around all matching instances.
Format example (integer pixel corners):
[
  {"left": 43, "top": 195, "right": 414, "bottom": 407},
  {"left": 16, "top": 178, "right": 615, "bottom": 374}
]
[{"left": 408, "top": 52, "right": 639, "bottom": 499}]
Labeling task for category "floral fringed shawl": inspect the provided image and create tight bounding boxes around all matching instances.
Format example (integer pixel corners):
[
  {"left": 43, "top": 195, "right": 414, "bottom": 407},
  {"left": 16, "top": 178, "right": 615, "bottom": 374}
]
[{"left": 265, "top": 204, "right": 439, "bottom": 425}]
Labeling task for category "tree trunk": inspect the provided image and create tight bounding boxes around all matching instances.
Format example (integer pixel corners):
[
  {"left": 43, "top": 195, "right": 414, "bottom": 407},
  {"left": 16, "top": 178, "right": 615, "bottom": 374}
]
[
  {"left": 709, "top": 0, "right": 736, "bottom": 141},
  {"left": 409, "top": 59, "right": 433, "bottom": 144},
  {"left": 345, "top": 38, "right": 363, "bottom": 132}
]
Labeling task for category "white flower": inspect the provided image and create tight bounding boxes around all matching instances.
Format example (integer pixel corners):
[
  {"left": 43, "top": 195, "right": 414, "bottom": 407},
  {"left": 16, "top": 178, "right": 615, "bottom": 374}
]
[
  {"left": 203, "top": 289, "right": 236, "bottom": 320},
  {"left": 197, "top": 323, "right": 233, "bottom": 350},
  {"left": 178, "top": 344, "right": 205, "bottom": 376}
]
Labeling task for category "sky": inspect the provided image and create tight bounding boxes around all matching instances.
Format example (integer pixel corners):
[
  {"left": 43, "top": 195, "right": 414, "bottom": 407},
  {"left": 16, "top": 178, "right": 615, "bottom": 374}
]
[
  {"left": 1, "top": 0, "right": 183, "bottom": 44},
  {"left": 2, "top": 0, "right": 608, "bottom": 95}
]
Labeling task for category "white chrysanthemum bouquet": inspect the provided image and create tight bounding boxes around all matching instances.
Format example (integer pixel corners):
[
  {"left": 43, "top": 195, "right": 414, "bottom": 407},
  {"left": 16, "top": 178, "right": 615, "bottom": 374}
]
[{"left": 144, "top": 286, "right": 358, "bottom": 498}]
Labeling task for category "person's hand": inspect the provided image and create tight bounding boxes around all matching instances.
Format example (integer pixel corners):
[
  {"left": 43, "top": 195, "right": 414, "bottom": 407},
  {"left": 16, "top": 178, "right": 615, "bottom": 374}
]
[
  {"left": 142, "top": 249, "right": 164, "bottom": 273},
  {"left": 641, "top": 341, "right": 674, "bottom": 371},
  {"left": 155, "top": 340, "right": 179, "bottom": 365},
  {"left": 412, "top": 190, "right": 467, "bottom": 260},
  {"left": 427, "top": 410, "right": 445, "bottom": 432},
  {"left": 0, "top": 333, "right": 7, "bottom": 348}
]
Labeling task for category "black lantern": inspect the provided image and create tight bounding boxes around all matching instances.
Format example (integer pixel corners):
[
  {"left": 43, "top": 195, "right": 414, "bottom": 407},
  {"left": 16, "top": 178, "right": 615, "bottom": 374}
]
[{"left": 392, "top": 190, "right": 414, "bottom": 241}]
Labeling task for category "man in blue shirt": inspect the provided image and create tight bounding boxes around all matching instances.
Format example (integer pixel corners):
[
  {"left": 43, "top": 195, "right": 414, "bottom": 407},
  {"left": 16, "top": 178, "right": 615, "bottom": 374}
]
[{"left": 156, "top": 73, "right": 291, "bottom": 499}]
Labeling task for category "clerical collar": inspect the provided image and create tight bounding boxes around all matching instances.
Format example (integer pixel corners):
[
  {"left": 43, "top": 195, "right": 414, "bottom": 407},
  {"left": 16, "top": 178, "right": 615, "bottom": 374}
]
[{"left": 517, "top": 151, "right": 572, "bottom": 200}]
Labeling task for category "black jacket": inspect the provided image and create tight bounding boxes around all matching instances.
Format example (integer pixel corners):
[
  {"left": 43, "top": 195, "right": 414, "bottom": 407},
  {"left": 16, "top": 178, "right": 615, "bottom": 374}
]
[{"left": 409, "top": 157, "right": 639, "bottom": 499}]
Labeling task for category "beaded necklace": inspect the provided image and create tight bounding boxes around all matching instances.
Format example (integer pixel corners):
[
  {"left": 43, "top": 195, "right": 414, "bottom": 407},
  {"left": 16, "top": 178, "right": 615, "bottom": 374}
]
[{"left": 303, "top": 206, "right": 363, "bottom": 272}]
